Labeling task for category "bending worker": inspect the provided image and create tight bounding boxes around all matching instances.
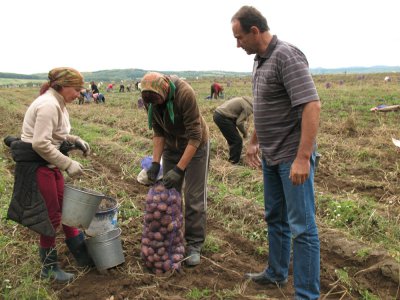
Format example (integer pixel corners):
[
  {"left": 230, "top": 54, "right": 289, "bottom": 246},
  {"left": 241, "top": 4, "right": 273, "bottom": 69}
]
[
  {"left": 213, "top": 96, "right": 253, "bottom": 164},
  {"left": 210, "top": 82, "right": 224, "bottom": 99},
  {"left": 141, "top": 72, "right": 210, "bottom": 267}
]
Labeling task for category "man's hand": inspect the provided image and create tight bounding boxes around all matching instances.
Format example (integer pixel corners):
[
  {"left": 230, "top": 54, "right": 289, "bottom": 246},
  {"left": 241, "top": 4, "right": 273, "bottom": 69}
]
[
  {"left": 163, "top": 166, "right": 184, "bottom": 189},
  {"left": 245, "top": 143, "right": 261, "bottom": 168},
  {"left": 75, "top": 138, "right": 91, "bottom": 156},
  {"left": 289, "top": 157, "right": 310, "bottom": 185},
  {"left": 147, "top": 162, "right": 161, "bottom": 184}
]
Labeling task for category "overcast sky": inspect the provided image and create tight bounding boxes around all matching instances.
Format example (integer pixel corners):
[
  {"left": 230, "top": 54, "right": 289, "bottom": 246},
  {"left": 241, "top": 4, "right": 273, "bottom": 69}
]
[{"left": 1, "top": 0, "right": 399, "bottom": 74}]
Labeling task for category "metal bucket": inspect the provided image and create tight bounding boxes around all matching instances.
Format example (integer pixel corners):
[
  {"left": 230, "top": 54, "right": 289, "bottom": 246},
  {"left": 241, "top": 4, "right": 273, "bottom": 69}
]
[
  {"left": 61, "top": 185, "right": 104, "bottom": 229},
  {"left": 85, "top": 196, "right": 119, "bottom": 237},
  {"left": 85, "top": 228, "right": 125, "bottom": 271}
]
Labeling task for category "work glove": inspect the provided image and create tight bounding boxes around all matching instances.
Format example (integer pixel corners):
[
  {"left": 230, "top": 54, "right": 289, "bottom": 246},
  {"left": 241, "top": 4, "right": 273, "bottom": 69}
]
[
  {"left": 66, "top": 160, "right": 83, "bottom": 178},
  {"left": 163, "top": 166, "right": 185, "bottom": 189},
  {"left": 75, "top": 138, "right": 91, "bottom": 156},
  {"left": 146, "top": 162, "right": 161, "bottom": 184}
]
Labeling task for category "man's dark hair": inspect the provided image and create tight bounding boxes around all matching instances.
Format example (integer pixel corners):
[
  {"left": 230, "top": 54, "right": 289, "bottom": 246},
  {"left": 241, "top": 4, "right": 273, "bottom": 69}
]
[{"left": 231, "top": 6, "right": 269, "bottom": 33}]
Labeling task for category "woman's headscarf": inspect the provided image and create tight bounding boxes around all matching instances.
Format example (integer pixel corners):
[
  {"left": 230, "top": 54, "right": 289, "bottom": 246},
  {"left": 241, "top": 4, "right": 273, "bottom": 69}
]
[
  {"left": 141, "top": 72, "right": 176, "bottom": 129},
  {"left": 48, "top": 67, "right": 85, "bottom": 89}
]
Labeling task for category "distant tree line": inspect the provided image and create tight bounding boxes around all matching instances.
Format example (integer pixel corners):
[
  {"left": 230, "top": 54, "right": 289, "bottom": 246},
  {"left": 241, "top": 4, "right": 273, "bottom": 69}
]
[
  {"left": 2, "top": 66, "right": 399, "bottom": 82},
  {"left": 0, "top": 72, "right": 42, "bottom": 79}
]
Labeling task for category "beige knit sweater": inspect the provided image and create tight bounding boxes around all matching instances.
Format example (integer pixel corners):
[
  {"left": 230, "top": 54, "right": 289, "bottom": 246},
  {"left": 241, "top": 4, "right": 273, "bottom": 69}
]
[{"left": 21, "top": 88, "right": 78, "bottom": 170}]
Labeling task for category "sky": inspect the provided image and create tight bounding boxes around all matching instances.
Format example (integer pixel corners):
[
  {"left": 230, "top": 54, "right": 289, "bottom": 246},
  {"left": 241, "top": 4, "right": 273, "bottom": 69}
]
[{"left": 1, "top": 0, "right": 399, "bottom": 75}]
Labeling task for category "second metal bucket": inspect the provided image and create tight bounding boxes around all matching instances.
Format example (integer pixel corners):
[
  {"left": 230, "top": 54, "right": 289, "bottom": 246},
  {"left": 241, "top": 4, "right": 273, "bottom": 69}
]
[
  {"left": 61, "top": 185, "right": 104, "bottom": 229},
  {"left": 85, "top": 228, "right": 125, "bottom": 271},
  {"left": 85, "top": 196, "right": 119, "bottom": 237}
]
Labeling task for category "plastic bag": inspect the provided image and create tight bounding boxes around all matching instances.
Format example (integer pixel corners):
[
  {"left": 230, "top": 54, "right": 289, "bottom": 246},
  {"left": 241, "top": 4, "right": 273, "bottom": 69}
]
[
  {"left": 137, "top": 156, "right": 163, "bottom": 185},
  {"left": 141, "top": 183, "right": 184, "bottom": 274}
]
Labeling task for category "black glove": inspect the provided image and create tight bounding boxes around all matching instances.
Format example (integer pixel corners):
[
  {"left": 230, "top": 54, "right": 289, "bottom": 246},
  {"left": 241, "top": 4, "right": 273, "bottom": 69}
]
[
  {"left": 163, "top": 166, "right": 185, "bottom": 189},
  {"left": 147, "top": 162, "right": 161, "bottom": 184},
  {"left": 75, "top": 138, "right": 91, "bottom": 156}
]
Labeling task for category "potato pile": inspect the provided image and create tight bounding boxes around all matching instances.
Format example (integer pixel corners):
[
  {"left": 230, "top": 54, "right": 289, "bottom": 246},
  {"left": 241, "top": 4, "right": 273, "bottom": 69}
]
[{"left": 141, "top": 183, "right": 184, "bottom": 274}]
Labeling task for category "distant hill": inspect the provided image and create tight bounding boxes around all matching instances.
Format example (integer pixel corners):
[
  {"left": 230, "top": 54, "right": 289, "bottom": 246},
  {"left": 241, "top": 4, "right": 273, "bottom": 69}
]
[
  {"left": 1, "top": 66, "right": 399, "bottom": 82},
  {"left": 310, "top": 65, "right": 400, "bottom": 75}
]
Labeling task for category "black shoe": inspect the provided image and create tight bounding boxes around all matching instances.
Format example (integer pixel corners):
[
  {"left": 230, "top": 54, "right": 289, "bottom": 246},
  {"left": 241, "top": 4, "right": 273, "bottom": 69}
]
[
  {"left": 39, "top": 247, "right": 75, "bottom": 283},
  {"left": 65, "top": 232, "right": 94, "bottom": 267},
  {"left": 244, "top": 271, "right": 288, "bottom": 287}
]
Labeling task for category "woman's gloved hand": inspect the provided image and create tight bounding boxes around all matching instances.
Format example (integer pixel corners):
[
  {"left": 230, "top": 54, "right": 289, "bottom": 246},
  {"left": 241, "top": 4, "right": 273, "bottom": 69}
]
[
  {"left": 146, "top": 162, "right": 160, "bottom": 184},
  {"left": 75, "top": 138, "right": 91, "bottom": 156},
  {"left": 66, "top": 160, "right": 83, "bottom": 178},
  {"left": 163, "top": 166, "right": 184, "bottom": 189}
]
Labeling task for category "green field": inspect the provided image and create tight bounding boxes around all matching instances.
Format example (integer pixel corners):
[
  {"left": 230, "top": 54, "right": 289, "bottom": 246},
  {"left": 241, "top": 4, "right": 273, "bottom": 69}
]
[{"left": 0, "top": 74, "right": 399, "bottom": 299}]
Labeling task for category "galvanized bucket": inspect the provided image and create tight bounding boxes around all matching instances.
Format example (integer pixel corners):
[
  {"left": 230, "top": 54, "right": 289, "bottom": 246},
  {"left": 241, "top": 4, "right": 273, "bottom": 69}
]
[
  {"left": 61, "top": 185, "right": 104, "bottom": 229},
  {"left": 85, "top": 228, "right": 125, "bottom": 271},
  {"left": 85, "top": 196, "right": 119, "bottom": 237}
]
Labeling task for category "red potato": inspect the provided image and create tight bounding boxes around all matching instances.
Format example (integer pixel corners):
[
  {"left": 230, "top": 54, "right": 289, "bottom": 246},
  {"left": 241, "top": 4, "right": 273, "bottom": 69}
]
[
  {"left": 159, "top": 226, "right": 167, "bottom": 235},
  {"left": 167, "top": 221, "right": 178, "bottom": 232},
  {"left": 172, "top": 254, "right": 183, "bottom": 263},
  {"left": 152, "top": 194, "right": 161, "bottom": 203},
  {"left": 147, "top": 232, "right": 154, "bottom": 240},
  {"left": 144, "top": 213, "right": 153, "bottom": 223},
  {"left": 147, "top": 247, "right": 155, "bottom": 256},
  {"left": 154, "top": 261, "right": 163, "bottom": 269},
  {"left": 160, "top": 192, "right": 168, "bottom": 201},
  {"left": 166, "top": 206, "right": 173, "bottom": 215},
  {"left": 142, "top": 238, "right": 150, "bottom": 246},
  {"left": 141, "top": 246, "right": 149, "bottom": 257},
  {"left": 154, "top": 184, "right": 165, "bottom": 193},
  {"left": 173, "top": 236, "right": 181, "bottom": 245},
  {"left": 163, "top": 260, "right": 172, "bottom": 271},
  {"left": 153, "top": 254, "right": 161, "bottom": 262},
  {"left": 153, "top": 210, "right": 161, "bottom": 220},
  {"left": 157, "top": 202, "right": 167, "bottom": 212},
  {"left": 161, "top": 253, "right": 169, "bottom": 261},
  {"left": 161, "top": 215, "right": 172, "bottom": 226},
  {"left": 153, "top": 232, "right": 163, "bottom": 241},
  {"left": 149, "top": 220, "right": 161, "bottom": 232},
  {"left": 157, "top": 247, "right": 166, "bottom": 256},
  {"left": 146, "top": 194, "right": 153, "bottom": 203}
]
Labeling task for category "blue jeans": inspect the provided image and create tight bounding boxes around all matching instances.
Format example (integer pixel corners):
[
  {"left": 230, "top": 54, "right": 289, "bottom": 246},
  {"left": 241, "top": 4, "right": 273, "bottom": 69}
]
[{"left": 262, "top": 153, "right": 320, "bottom": 300}]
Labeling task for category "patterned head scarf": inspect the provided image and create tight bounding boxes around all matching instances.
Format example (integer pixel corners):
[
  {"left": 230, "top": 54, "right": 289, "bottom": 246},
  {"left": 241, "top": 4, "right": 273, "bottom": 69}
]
[
  {"left": 140, "top": 72, "right": 176, "bottom": 129},
  {"left": 140, "top": 72, "right": 170, "bottom": 99},
  {"left": 48, "top": 67, "right": 85, "bottom": 89}
]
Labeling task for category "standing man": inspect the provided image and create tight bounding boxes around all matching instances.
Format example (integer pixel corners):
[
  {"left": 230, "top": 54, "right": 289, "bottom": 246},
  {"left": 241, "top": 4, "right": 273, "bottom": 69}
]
[
  {"left": 213, "top": 96, "right": 253, "bottom": 164},
  {"left": 141, "top": 72, "right": 210, "bottom": 266},
  {"left": 232, "top": 6, "right": 321, "bottom": 300}
]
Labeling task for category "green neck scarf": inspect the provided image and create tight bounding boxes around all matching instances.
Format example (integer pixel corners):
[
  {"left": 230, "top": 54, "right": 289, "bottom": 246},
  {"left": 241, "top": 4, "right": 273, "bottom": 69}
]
[{"left": 148, "top": 81, "right": 176, "bottom": 129}]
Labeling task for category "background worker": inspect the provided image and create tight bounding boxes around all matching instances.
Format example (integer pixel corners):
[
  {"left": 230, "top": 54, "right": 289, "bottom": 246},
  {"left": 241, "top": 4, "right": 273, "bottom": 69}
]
[
  {"left": 210, "top": 81, "right": 224, "bottom": 99},
  {"left": 213, "top": 96, "right": 253, "bottom": 164},
  {"left": 141, "top": 72, "right": 210, "bottom": 267},
  {"left": 4, "top": 67, "right": 93, "bottom": 283}
]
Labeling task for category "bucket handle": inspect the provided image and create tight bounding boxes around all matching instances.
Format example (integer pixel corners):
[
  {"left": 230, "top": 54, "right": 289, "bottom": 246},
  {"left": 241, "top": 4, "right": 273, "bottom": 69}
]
[{"left": 91, "top": 227, "right": 122, "bottom": 243}]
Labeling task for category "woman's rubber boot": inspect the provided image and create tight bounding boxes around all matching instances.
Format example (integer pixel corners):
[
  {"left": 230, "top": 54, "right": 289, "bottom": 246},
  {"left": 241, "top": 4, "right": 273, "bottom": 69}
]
[
  {"left": 39, "top": 247, "right": 74, "bottom": 283},
  {"left": 65, "top": 232, "right": 94, "bottom": 267}
]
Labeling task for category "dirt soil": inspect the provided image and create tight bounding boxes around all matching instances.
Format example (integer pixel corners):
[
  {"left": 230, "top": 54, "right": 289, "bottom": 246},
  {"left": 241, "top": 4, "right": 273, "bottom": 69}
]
[
  {"left": 0, "top": 100, "right": 399, "bottom": 300},
  {"left": 42, "top": 154, "right": 400, "bottom": 300}
]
